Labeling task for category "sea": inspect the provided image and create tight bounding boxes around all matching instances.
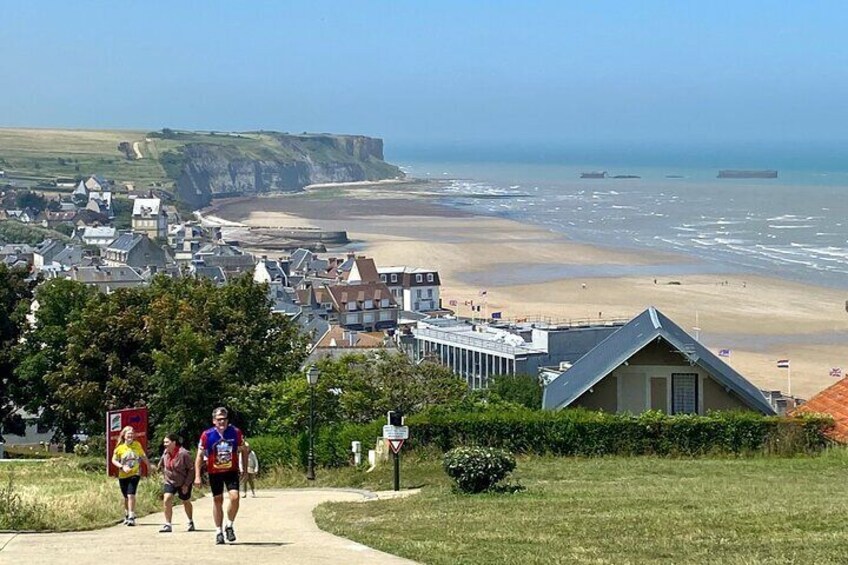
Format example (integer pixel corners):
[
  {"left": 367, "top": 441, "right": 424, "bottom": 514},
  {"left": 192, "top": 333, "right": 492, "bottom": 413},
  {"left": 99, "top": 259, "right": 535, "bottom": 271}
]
[{"left": 388, "top": 142, "right": 848, "bottom": 291}]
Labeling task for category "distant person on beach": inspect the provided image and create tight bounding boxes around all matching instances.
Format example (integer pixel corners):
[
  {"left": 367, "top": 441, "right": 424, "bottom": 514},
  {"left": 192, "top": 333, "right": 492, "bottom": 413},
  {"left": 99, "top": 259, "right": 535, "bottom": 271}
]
[
  {"left": 240, "top": 443, "right": 259, "bottom": 498},
  {"left": 195, "top": 407, "right": 248, "bottom": 545},
  {"left": 158, "top": 433, "right": 195, "bottom": 533},
  {"left": 111, "top": 425, "right": 152, "bottom": 527}
]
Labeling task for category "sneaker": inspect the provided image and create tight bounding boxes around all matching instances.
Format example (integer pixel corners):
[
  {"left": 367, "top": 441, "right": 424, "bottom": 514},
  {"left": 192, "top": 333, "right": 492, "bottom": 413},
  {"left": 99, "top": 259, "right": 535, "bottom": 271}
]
[
  {"left": 241, "top": 492, "right": 246, "bottom": 498},
  {"left": 251, "top": 492, "right": 256, "bottom": 497},
  {"left": 187, "top": 521, "right": 196, "bottom": 532},
  {"left": 159, "top": 524, "right": 172, "bottom": 533},
  {"left": 126, "top": 517, "right": 136, "bottom": 527},
  {"left": 215, "top": 533, "right": 225, "bottom": 545},
  {"left": 225, "top": 525, "right": 236, "bottom": 542}
]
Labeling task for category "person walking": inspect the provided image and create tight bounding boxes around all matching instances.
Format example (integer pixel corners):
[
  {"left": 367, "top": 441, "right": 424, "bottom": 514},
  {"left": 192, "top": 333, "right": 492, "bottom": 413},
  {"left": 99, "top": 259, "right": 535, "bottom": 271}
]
[
  {"left": 111, "top": 426, "right": 151, "bottom": 526},
  {"left": 194, "top": 407, "right": 248, "bottom": 545},
  {"left": 240, "top": 444, "right": 259, "bottom": 498},
  {"left": 158, "top": 433, "right": 196, "bottom": 533}
]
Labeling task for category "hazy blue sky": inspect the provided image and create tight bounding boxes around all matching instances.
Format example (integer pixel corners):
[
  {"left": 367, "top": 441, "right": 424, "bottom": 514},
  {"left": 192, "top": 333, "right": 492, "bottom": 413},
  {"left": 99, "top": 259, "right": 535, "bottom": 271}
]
[{"left": 1, "top": 2, "right": 847, "bottom": 147}]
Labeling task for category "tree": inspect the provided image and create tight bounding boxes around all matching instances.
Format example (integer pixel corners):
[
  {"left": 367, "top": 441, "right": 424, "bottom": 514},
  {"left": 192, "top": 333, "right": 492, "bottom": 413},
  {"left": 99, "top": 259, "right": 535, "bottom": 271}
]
[
  {"left": 36, "top": 275, "right": 309, "bottom": 446},
  {"left": 486, "top": 373, "right": 543, "bottom": 409},
  {"left": 0, "top": 265, "right": 38, "bottom": 439},
  {"left": 14, "top": 279, "right": 96, "bottom": 449},
  {"left": 15, "top": 191, "right": 47, "bottom": 214},
  {"left": 261, "top": 352, "right": 469, "bottom": 435}
]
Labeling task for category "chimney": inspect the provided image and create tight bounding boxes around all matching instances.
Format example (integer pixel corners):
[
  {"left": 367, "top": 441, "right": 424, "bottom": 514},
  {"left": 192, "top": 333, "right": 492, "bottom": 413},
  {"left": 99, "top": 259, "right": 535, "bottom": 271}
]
[{"left": 261, "top": 255, "right": 268, "bottom": 261}]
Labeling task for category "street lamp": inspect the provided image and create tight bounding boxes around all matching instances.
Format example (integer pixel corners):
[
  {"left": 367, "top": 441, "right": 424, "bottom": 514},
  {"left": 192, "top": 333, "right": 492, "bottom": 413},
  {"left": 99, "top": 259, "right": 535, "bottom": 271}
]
[{"left": 306, "top": 364, "right": 320, "bottom": 480}]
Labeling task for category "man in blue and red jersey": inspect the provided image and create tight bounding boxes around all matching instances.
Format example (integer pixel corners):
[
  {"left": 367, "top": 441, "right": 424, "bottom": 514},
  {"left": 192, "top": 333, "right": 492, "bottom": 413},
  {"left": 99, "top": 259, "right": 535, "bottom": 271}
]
[{"left": 194, "top": 406, "right": 248, "bottom": 545}]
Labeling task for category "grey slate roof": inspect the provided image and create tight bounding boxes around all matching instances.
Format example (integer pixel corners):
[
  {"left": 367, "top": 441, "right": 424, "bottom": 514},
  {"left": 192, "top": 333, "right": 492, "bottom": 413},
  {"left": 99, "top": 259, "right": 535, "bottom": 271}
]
[
  {"left": 107, "top": 233, "right": 139, "bottom": 252},
  {"left": 542, "top": 307, "right": 776, "bottom": 415}
]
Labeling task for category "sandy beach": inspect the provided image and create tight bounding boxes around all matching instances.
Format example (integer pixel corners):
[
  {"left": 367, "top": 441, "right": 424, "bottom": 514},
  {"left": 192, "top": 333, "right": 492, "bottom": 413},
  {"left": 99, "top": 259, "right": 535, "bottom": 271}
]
[{"left": 209, "top": 184, "right": 848, "bottom": 400}]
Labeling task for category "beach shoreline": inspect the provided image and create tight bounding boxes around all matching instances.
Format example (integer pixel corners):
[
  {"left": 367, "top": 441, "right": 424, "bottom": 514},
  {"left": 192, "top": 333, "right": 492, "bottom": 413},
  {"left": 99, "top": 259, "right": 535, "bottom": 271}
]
[{"left": 210, "top": 181, "right": 848, "bottom": 399}]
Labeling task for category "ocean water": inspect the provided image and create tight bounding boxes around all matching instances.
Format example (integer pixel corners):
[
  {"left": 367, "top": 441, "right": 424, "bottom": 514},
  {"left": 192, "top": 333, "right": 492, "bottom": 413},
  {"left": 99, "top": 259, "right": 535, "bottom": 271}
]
[{"left": 388, "top": 145, "right": 848, "bottom": 290}]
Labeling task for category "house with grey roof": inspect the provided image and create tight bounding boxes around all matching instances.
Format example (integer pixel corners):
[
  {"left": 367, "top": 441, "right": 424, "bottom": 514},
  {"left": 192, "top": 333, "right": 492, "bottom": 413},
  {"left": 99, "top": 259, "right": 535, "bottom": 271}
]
[
  {"left": 75, "top": 226, "right": 117, "bottom": 247},
  {"left": 65, "top": 265, "right": 145, "bottom": 293},
  {"left": 104, "top": 233, "right": 168, "bottom": 269},
  {"left": 194, "top": 243, "right": 254, "bottom": 274},
  {"left": 542, "top": 307, "right": 775, "bottom": 415},
  {"left": 33, "top": 239, "right": 66, "bottom": 269}
]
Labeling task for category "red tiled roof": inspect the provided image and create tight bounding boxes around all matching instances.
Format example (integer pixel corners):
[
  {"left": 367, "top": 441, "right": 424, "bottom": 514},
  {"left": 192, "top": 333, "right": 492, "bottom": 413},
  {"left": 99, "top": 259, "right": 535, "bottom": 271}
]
[{"left": 791, "top": 376, "right": 848, "bottom": 443}]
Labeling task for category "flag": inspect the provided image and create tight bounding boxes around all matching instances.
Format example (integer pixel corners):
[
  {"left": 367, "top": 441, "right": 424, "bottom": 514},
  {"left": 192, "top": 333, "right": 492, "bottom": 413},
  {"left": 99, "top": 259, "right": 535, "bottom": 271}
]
[
  {"left": 830, "top": 367, "right": 842, "bottom": 378},
  {"left": 475, "top": 305, "right": 482, "bottom": 312},
  {"left": 777, "top": 359, "right": 790, "bottom": 369},
  {"left": 448, "top": 299, "right": 458, "bottom": 306},
  {"left": 479, "top": 289, "right": 488, "bottom": 296},
  {"left": 718, "top": 349, "right": 731, "bottom": 357},
  {"left": 491, "top": 312, "right": 502, "bottom": 319},
  {"left": 464, "top": 300, "right": 473, "bottom": 306}
]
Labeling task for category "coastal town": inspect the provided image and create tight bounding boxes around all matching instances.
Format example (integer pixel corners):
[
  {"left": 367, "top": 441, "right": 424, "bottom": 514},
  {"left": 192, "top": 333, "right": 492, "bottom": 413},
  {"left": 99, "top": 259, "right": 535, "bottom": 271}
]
[{"left": 0, "top": 169, "right": 832, "bottom": 451}]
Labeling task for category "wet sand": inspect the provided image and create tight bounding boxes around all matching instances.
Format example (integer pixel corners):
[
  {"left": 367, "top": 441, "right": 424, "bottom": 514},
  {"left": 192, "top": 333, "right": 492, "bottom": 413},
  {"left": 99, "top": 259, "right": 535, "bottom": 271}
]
[{"left": 210, "top": 185, "right": 848, "bottom": 400}]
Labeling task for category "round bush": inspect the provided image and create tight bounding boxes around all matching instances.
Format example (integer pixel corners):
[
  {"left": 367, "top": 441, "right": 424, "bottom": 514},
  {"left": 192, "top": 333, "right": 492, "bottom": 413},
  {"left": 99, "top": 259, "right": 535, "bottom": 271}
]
[{"left": 443, "top": 446, "right": 516, "bottom": 493}]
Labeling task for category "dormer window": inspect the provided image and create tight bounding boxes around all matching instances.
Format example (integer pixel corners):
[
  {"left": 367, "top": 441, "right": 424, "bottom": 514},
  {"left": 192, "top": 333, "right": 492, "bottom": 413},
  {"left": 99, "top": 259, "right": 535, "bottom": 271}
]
[
  {"left": 427, "top": 273, "right": 434, "bottom": 282},
  {"left": 381, "top": 298, "right": 389, "bottom": 308},
  {"left": 347, "top": 302, "right": 357, "bottom": 311},
  {"left": 380, "top": 274, "right": 386, "bottom": 282},
  {"left": 390, "top": 273, "right": 398, "bottom": 283},
  {"left": 364, "top": 299, "right": 374, "bottom": 309},
  {"left": 416, "top": 274, "right": 423, "bottom": 283}
]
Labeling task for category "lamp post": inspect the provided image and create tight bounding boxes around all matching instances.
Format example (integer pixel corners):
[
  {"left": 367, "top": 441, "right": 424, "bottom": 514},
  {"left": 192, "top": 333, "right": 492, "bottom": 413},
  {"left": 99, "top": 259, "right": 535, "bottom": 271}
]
[{"left": 306, "top": 365, "right": 320, "bottom": 480}]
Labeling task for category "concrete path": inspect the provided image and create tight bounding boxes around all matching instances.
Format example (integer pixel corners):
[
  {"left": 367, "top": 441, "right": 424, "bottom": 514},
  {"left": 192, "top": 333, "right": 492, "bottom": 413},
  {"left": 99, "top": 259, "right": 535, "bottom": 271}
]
[{"left": 0, "top": 489, "right": 419, "bottom": 565}]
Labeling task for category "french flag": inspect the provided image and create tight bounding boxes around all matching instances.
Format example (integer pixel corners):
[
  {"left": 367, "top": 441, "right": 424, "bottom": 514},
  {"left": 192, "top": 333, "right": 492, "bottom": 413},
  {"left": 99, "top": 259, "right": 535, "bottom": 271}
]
[{"left": 777, "top": 359, "right": 790, "bottom": 369}]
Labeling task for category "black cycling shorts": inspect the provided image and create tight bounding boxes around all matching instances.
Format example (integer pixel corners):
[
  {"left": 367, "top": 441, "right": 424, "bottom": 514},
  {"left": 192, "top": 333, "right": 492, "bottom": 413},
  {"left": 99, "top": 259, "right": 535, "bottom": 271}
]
[
  {"left": 163, "top": 483, "right": 193, "bottom": 501},
  {"left": 118, "top": 475, "right": 140, "bottom": 497},
  {"left": 208, "top": 471, "right": 239, "bottom": 497}
]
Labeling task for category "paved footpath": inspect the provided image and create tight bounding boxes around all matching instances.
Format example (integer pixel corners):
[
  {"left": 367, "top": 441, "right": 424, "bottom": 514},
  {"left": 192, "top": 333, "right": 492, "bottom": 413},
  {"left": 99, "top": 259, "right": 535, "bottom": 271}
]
[{"left": 0, "top": 489, "right": 419, "bottom": 565}]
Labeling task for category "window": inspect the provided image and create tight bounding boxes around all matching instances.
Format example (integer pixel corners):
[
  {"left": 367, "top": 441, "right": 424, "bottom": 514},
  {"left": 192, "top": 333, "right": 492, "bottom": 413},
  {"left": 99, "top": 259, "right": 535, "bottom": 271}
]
[
  {"left": 427, "top": 273, "right": 434, "bottom": 282},
  {"left": 347, "top": 302, "right": 357, "bottom": 311},
  {"left": 390, "top": 273, "right": 398, "bottom": 283},
  {"left": 416, "top": 274, "right": 423, "bottom": 283},
  {"left": 364, "top": 299, "right": 374, "bottom": 309},
  {"left": 380, "top": 274, "right": 386, "bottom": 282},
  {"left": 671, "top": 373, "right": 698, "bottom": 415},
  {"left": 427, "top": 288, "right": 433, "bottom": 298},
  {"left": 416, "top": 289, "right": 422, "bottom": 298},
  {"left": 363, "top": 313, "right": 375, "bottom": 323},
  {"left": 381, "top": 298, "right": 389, "bottom": 307}
]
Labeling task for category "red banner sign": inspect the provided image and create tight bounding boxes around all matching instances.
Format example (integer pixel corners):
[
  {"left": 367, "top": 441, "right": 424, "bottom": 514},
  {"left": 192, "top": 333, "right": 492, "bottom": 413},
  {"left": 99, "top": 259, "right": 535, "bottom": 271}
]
[{"left": 106, "top": 407, "right": 149, "bottom": 477}]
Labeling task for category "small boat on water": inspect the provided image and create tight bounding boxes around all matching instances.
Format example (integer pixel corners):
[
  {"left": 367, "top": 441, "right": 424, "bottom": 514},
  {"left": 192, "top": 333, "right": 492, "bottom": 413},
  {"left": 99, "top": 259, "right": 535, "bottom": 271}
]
[{"left": 580, "top": 171, "right": 607, "bottom": 179}]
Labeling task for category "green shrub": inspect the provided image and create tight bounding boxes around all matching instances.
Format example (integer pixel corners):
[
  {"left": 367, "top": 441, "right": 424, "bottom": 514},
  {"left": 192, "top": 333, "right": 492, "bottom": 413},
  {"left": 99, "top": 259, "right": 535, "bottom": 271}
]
[
  {"left": 443, "top": 446, "right": 516, "bottom": 493},
  {"left": 248, "top": 435, "right": 302, "bottom": 470}
]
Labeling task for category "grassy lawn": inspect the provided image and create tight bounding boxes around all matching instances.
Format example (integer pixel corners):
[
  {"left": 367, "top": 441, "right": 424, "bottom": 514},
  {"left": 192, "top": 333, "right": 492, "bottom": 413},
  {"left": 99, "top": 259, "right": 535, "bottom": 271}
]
[
  {"left": 0, "top": 458, "right": 163, "bottom": 531},
  {"left": 314, "top": 450, "right": 848, "bottom": 565}
]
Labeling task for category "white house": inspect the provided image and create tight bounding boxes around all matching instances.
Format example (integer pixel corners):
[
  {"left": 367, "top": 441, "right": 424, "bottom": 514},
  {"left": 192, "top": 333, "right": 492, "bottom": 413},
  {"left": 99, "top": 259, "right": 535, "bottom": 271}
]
[
  {"left": 378, "top": 267, "right": 441, "bottom": 312},
  {"left": 131, "top": 197, "right": 167, "bottom": 239}
]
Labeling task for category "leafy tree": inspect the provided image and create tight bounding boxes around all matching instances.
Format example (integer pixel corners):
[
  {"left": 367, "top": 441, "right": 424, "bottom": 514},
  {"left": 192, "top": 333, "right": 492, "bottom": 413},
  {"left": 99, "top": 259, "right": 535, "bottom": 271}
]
[
  {"left": 15, "top": 190, "right": 47, "bottom": 214},
  {"left": 0, "top": 265, "right": 38, "bottom": 439},
  {"left": 486, "top": 373, "right": 544, "bottom": 410},
  {"left": 14, "top": 279, "right": 96, "bottom": 449},
  {"left": 36, "top": 275, "right": 309, "bottom": 446},
  {"left": 261, "top": 352, "right": 468, "bottom": 435}
]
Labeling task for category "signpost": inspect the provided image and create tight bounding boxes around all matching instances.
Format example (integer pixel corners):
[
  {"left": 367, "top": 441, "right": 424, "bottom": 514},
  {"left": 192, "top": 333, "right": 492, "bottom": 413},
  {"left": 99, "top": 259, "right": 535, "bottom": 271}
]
[
  {"left": 384, "top": 412, "right": 409, "bottom": 491},
  {"left": 106, "top": 407, "right": 149, "bottom": 477}
]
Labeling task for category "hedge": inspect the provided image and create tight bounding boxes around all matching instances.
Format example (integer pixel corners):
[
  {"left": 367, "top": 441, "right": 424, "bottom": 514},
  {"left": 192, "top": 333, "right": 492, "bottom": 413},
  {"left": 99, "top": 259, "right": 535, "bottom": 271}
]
[{"left": 248, "top": 409, "right": 834, "bottom": 469}]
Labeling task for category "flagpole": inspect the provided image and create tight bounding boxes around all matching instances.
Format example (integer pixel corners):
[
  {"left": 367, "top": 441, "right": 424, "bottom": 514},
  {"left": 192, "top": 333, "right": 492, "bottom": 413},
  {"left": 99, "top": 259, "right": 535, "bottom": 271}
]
[{"left": 788, "top": 364, "right": 791, "bottom": 397}]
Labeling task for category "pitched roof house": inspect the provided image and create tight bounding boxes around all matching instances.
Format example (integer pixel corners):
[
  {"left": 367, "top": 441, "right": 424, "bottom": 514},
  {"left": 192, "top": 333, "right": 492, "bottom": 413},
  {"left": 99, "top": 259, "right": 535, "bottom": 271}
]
[
  {"left": 104, "top": 233, "right": 168, "bottom": 269},
  {"left": 131, "top": 197, "right": 167, "bottom": 239},
  {"left": 791, "top": 377, "right": 848, "bottom": 442},
  {"left": 325, "top": 281, "right": 398, "bottom": 331},
  {"left": 542, "top": 307, "right": 776, "bottom": 415}
]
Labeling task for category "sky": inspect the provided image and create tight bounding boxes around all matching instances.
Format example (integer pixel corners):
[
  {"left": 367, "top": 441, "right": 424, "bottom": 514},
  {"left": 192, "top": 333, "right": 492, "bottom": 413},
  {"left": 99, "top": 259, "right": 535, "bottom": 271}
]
[{"left": 1, "top": 1, "right": 848, "bottom": 149}]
